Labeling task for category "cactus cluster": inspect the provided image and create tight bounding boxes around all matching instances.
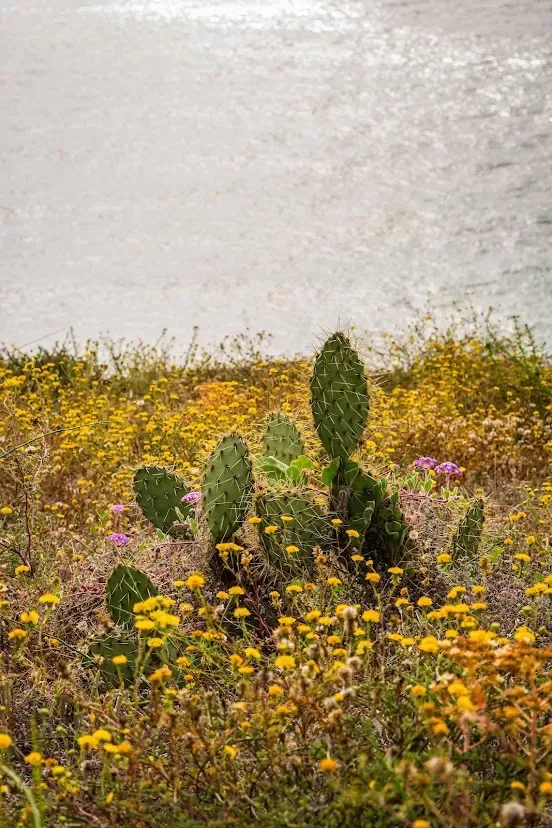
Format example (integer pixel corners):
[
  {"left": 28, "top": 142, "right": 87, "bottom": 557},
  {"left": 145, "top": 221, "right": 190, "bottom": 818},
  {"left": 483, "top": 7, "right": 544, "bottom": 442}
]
[
  {"left": 452, "top": 499, "right": 485, "bottom": 563},
  {"left": 310, "top": 333, "right": 407, "bottom": 566},
  {"left": 134, "top": 466, "right": 192, "bottom": 534},
  {"left": 128, "top": 328, "right": 407, "bottom": 589}
]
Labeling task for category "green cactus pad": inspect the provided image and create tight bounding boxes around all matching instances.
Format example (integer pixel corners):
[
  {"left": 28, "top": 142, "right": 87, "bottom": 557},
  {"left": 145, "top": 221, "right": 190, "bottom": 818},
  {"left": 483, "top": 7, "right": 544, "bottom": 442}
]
[
  {"left": 452, "top": 500, "right": 485, "bottom": 562},
  {"left": 310, "top": 333, "right": 369, "bottom": 461},
  {"left": 133, "top": 466, "right": 192, "bottom": 534},
  {"left": 202, "top": 434, "right": 253, "bottom": 542},
  {"left": 264, "top": 413, "right": 304, "bottom": 466},
  {"left": 106, "top": 564, "right": 158, "bottom": 629},
  {"left": 89, "top": 636, "right": 138, "bottom": 686},
  {"left": 343, "top": 462, "right": 407, "bottom": 560},
  {"left": 256, "top": 493, "right": 332, "bottom": 572}
]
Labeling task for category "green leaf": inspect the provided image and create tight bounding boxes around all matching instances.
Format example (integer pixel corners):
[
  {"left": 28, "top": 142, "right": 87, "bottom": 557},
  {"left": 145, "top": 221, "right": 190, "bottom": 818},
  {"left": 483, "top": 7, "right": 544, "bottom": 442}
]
[
  {"left": 286, "top": 466, "right": 303, "bottom": 485},
  {"left": 322, "top": 458, "right": 341, "bottom": 486},
  {"left": 290, "top": 455, "right": 314, "bottom": 471}
]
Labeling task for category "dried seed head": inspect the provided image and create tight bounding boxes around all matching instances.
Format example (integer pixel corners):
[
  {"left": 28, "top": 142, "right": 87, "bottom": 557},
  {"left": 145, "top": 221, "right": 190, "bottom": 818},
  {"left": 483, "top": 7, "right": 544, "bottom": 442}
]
[{"left": 500, "top": 802, "right": 526, "bottom": 827}]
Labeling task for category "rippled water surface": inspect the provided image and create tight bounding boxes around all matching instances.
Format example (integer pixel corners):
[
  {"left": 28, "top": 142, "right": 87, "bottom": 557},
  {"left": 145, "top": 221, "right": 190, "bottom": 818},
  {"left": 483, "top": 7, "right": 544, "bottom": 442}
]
[{"left": 1, "top": 0, "right": 551, "bottom": 353}]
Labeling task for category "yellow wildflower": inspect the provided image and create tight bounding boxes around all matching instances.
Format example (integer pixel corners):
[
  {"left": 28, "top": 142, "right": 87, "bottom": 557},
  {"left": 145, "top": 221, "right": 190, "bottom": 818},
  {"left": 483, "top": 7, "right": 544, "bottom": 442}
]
[
  {"left": 514, "top": 626, "right": 535, "bottom": 645},
  {"left": 319, "top": 757, "right": 338, "bottom": 773},
  {"left": 274, "top": 655, "right": 295, "bottom": 670},
  {"left": 112, "top": 655, "right": 128, "bottom": 666},
  {"left": 25, "top": 752, "right": 43, "bottom": 766},
  {"left": 149, "top": 665, "right": 172, "bottom": 682},
  {"left": 135, "top": 619, "right": 155, "bottom": 631},
  {"left": 146, "top": 637, "right": 165, "bottom": 648},
  {"left": 20, "top": 611, "right": 39, "bottom": 624},
  {"left": 78, "top": 734, "right": 99, "bottom": 749},
  {"left": 186, "top": 574, "right": 205, "bottom": 590},
  {"left": 92, "top": 729, "right": 112, "bottom": 742},
  {"left": 411, "top": 685, "right": 427, "bottom": 697},
  {"left": 38, "top": 593, "right": 60, "bottom": 605}
]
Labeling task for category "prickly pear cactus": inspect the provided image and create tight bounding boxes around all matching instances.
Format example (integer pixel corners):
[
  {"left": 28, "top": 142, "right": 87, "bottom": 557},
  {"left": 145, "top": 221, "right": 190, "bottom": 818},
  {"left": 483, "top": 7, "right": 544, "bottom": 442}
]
[
  {"left": 106, "top": 564, "right": 158, "bottom": 629},
  {"left": 264, "top": 413, "right": 304, "bottom": 466},
  {"left": 133, "top": 466, "right": 192, "bottom": 534},
  {"left": 343, "top": 462, "right": 407, "bottom": 563},
  {"left": 202, "top": 434, "right": 253, "bottom": 542},
  {"left": 452, "top": 499, "right": 485, "bottom": 563},
  {"left": 343, "top": 463, "right": 384, "bottom": 548},
  {"left": 377, "top": 490, "right": 409, "bottom": 559},
  {"left": 310, "top": 333, "right": 369, "bottom": 461},
  {"left": 89, "top": 636, "right": 138, "bottom": 686},
  {"left": 256, "top": 493, "right": 332, "bottom": 573}
]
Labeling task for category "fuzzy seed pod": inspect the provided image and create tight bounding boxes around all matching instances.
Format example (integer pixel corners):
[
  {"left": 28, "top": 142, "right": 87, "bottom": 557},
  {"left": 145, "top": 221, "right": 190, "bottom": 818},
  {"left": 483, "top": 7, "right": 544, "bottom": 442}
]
[{"left": 500, "top": 802, "right": 526, "bottom": 827}]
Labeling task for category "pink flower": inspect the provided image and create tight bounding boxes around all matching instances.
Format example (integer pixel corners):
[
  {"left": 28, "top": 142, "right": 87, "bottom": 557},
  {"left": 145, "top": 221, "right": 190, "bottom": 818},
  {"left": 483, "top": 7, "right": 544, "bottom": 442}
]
[
  {"left": 108, "top": 533, "right": 129, "bottom": 547},
  {"left": 435, "top": 462, "right": 461, "bottom": 478},
  {"left": 414, "top": 457, "right": 438, "bottom": 470},
  {"left": 181, "top": 491, "right": 202, "bottom": 505}
]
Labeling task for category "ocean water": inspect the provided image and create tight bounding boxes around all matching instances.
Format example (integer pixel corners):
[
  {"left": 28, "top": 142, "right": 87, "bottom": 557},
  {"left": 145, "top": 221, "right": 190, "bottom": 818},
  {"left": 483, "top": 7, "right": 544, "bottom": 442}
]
[{"left": 1, "top": 0, "right": 551, "bottom": 354}]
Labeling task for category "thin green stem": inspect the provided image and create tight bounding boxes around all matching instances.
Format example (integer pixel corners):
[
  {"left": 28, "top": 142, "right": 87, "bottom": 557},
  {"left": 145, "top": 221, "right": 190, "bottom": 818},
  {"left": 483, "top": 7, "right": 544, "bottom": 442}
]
[{"left": 0, "top": 763, "right": 42, "bottom": 828}]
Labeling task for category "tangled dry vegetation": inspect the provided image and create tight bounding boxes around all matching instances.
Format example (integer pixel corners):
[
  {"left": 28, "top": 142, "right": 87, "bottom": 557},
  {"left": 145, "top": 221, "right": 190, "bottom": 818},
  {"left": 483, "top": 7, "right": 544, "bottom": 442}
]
[{"left": 1, "top": 311, "right": 552, "bottom": 827}]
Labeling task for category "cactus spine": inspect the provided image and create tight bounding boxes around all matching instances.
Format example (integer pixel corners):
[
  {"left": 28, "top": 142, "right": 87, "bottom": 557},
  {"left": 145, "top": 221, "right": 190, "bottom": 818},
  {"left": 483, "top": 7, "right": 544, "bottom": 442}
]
[
  {"left": 310, "top": 333, "right": 369, "bottom": 462},
  {"left": 202, "top": 434, "right": 253, "bottom": 541},
  {"left": 264, "top": 413, "right": 304, "bottom": 465},
  {"left": 133, "top": 466, "right": 192, "bottom": 534},
  {"left": 452, "top": 500, "right": 485, "bottom": 562}
]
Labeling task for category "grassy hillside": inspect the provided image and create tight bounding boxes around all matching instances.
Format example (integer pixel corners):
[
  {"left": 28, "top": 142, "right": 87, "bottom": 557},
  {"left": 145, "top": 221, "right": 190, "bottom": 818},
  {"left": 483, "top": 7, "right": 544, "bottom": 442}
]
[{"left": 1, "top": 310, "right": 552, "bottom": 826}]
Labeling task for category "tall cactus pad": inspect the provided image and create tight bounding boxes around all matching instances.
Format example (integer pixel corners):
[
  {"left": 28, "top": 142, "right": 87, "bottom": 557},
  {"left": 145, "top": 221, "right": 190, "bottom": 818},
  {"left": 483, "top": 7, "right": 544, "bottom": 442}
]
[
  {"left": 256, "top": 493, "right": 332, "bottom": 572},
  {"left": 452, "top": 500, "right": 485, "bottom": 562},
  {"left": 106, "top": 564, "right": 158, "bottom": 629},
  {"left": 264, "top": 413, "right": 304, "bottom": 466},
  {"left": 310, "top": 333, "right": 369, "bottom": 460},
  {"left": 133, "top": 466, "right": 192, "bottom": 534},
  {"left": 202, "top": 434, "right": 253, "bottom": 541}
]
